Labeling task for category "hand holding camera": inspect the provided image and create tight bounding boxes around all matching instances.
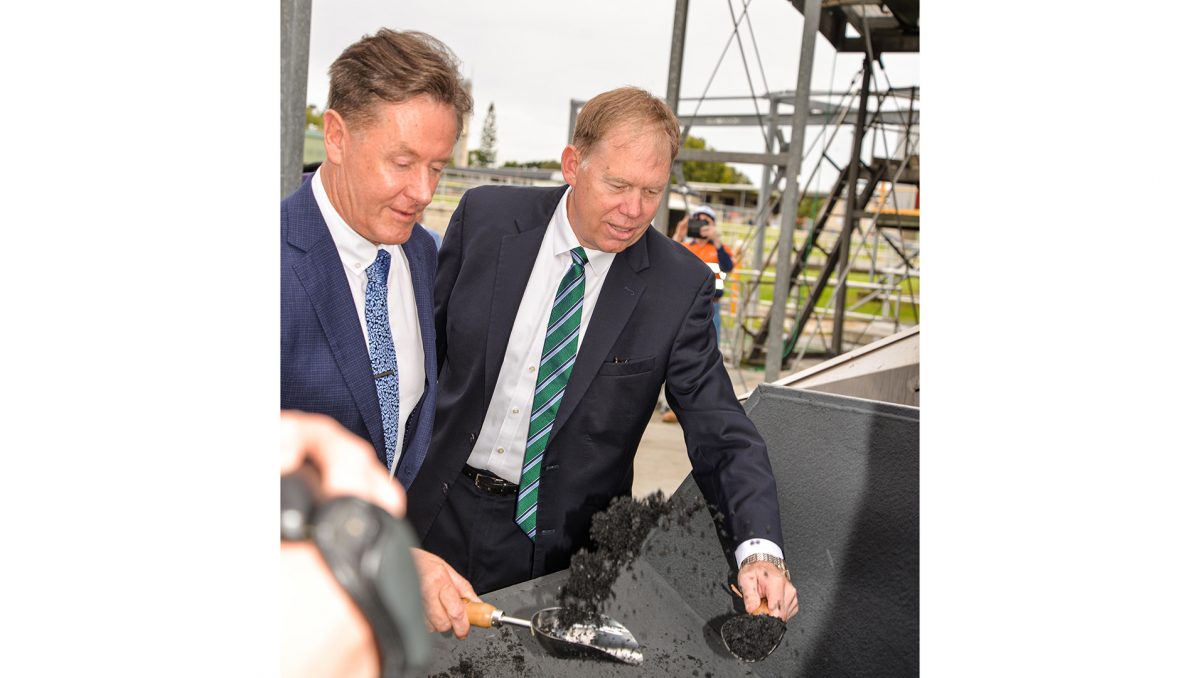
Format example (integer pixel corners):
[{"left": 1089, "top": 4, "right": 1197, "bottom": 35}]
[{"left": 674, "top": 210, "right": 721, "bottom": 246}]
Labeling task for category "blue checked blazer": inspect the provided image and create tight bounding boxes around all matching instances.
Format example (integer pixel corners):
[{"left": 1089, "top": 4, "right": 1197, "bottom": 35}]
[{"left": 281, "top": 174, "right": 438, "bottom": 488}]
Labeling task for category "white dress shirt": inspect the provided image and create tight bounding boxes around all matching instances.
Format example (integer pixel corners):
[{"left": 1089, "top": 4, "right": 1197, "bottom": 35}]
[
  {"left": 312, "top": 169, "right": 425, "bottom": 472},
  {"left": 466, "top": 188, "right": 615, "bottom": 481}
]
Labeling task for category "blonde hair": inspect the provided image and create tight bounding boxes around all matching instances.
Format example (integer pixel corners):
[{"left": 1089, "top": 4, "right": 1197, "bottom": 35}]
[{"left": 572, "top": 87, "right": 680, "bottom": 161}]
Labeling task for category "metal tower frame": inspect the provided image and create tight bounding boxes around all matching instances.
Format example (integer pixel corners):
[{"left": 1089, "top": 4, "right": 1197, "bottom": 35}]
[{"left": 646, "top": 0, "right": 919, "bottom": 379}]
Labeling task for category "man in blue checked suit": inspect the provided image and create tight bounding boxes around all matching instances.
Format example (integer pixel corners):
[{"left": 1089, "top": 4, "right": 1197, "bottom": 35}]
[
  {"left": 408, "top": 88, "right": 799, "bottom": 622},
  {"left": 281, "top": 29, "right": 481, "bottom": 640}
]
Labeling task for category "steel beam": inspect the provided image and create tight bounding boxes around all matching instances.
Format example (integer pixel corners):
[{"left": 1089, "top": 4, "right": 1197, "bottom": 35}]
[
  {"left": 765, "top": 0, "right": 823, "bottom": 382},
  {"left": 280, "top": 0, "right": 311, "bottom": 197},
  {"left": 753, "top": 99, "right": 779, "bottom": 274},
  {"left": 831, "top": 55, "right": 873, "bottom": 355},
  {"left": 677, "top": 149, "right": 789, "bottom": 166},
  {"left": 677, "top": 107, "right": 917, "bottom": 128},
  {"left": 835, "top": 34, "right": 920, "bottom": 54},
  {"left": 741, "top": 98, "right": 780, "bottom": 345},
  {"left": 656, "top": 0, "right": 689, "bottom": 236}
]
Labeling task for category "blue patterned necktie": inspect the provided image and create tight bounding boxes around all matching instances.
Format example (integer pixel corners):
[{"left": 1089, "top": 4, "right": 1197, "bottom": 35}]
[
  {"left": 365, "top": 250, "right": 400, "bottom": 468},
  {"left": 516, "top": 247, "right": 588, "bottom": 540}
]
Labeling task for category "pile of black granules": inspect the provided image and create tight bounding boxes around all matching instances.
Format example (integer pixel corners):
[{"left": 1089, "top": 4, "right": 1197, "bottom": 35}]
[
  {"left": 556, "top": 491, "right": 706, "bottom": 627},
  {"left": 721, "top": 612, "right": 786, "bottom": 661}
]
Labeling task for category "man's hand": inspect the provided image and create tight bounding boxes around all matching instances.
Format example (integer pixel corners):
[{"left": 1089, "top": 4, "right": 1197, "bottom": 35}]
[
  {"left": 737, "top": 560, "right": 799, "bottom": 621},
  {"left": 412, "top": 548, "right": 479, "bottom": 639},
  {"left": 673, "top": 215, "right": 689, "bottom": 242},
  {"left": 699, "top": 223, "right": 722, "bottom": 247}
]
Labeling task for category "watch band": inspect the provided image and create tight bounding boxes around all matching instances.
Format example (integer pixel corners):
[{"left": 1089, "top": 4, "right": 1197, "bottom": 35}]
[{"left": 741, "top": 552, "right": 790, "bottom": 580}]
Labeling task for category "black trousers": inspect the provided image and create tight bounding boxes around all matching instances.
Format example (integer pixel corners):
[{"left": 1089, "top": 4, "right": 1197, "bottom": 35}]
[{"left": 421, "top": 470, "right": 537, "bottom": 594}]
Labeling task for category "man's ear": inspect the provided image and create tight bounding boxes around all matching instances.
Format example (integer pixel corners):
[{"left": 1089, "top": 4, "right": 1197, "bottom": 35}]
[
  {"left": 561, "top": 145, "right": 580, "bottom": 186},
  {"left": 323, "top": 109, "right": 348, "bottom": 166}
]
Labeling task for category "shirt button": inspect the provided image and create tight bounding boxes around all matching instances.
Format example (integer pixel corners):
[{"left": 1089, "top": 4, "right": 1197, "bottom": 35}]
[
  {"left": 497, "top": 447, "right": 505, "bottom": 454},
  {"left": 512, "top": 408, "right": 520, "bottom": 415}
]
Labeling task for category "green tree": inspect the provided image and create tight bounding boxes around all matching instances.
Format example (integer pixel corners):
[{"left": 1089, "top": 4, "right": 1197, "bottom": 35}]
[
  {"left": 473, "top": 102, "right": 498, "bottom": 167},
  {"left": 501, "top": 159, "right": 562, "bottom": 170},
  {"left": 305, "top": 104, "right": 324, "bottom": 130},
  {"left": 680, "top": 136, "right": 750, "bottom": 184},
  {"left": 797, "top": 194, "right": 826, "bottom": 219}
]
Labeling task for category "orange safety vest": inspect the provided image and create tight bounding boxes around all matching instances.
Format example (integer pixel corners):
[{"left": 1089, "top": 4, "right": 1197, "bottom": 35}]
[{"left": 683, "top": 240, "right": 735, "bottom": 298}]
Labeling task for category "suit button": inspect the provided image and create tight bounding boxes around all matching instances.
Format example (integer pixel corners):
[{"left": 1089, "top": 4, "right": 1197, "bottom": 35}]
[
  {"left": 468, "top": 432, "right": 476, "bottom": 443},
  {"left": 441, "top": 482, "right": 449, "bottom": 496}
]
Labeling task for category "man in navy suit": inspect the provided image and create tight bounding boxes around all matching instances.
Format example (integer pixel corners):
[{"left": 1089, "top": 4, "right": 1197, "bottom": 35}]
[
  {"left": 408, "top": 87, "right": 799, "bottom": 620},
  {"left": 281, "top": 29, "right": 478, "bottom": 639}
]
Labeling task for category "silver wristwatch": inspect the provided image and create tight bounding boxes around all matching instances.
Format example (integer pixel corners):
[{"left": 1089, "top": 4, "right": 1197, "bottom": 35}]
[{"left": 741, "top": 553, "right": 790, "bottom": 580}]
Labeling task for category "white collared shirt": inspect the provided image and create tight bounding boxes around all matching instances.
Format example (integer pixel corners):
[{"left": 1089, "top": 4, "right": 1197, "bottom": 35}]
[
  {"left": 466, "top": 188, "right": 615, "bottom": 482},
  {"left": 312, "top": 169, "right": 425, "bottom": 470}
]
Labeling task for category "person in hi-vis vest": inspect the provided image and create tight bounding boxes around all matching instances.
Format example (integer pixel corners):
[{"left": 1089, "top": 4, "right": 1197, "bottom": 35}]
[{"left": 673, "top": 204, "right": 734, "bottom": 344}]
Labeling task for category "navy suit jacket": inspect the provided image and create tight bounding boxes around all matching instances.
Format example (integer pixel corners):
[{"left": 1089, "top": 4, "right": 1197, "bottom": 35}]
[
  {"left": 280, "top": 174, "right": 438, "bottom": 488},
  {"left": 407, "top": 184, "right": 784, "bottom": 577}
]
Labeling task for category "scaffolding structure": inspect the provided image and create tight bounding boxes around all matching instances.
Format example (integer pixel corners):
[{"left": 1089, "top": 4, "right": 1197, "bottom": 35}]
[
  {"left": 648, "top": 0, "right": 919, "bottom": 378},
  {"left": 737, "top": 69, "right": 920, "bottom": 368}
]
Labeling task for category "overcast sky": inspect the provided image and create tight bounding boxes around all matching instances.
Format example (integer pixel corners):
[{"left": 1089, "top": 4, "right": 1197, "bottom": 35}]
[{"left": 306, "top": 0, "right": 919, "bottom": 188}]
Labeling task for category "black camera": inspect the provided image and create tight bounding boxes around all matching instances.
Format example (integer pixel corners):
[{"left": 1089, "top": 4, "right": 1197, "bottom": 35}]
[
  {"left": 282, "top": 467, "right": 430, "bottom": 677},
  {"left": 687, "top": 217, "right": 709, "bottom": 239}
]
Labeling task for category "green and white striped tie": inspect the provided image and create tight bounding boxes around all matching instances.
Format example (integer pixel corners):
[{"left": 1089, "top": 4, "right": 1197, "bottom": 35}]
[{"left": 515, "top": 247, "right": 588, "bottom": 540}]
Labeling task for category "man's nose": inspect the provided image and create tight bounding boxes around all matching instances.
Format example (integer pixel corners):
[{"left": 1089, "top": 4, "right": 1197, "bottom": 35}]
[
  {"left": 405, "top": 175, "right": 435, "bottom": 206},
  {"left": 618, "top": 192, "right": 643, "bottom": 219}
]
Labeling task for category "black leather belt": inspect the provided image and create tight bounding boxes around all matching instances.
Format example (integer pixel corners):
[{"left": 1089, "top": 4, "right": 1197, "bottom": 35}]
[{"left": 462, "top": 466, "right": 519, "bottom": 496}]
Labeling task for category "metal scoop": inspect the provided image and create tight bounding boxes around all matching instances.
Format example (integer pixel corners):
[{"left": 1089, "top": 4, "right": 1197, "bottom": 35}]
[
  {"left": 465, "top": 599, "right": 643, "bottom": 665},
  {"left": 720, "top": 594, "right": 786, "bottom": 662}
]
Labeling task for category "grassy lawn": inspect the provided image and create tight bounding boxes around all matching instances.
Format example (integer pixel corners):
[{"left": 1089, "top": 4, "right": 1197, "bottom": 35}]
[{"left": 719, "top": 215, "right": 919, "bottom": 328}]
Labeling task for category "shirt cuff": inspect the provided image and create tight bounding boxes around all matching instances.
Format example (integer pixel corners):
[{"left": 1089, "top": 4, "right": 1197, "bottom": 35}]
[{"left": 734, "top": 538, "right": 784, "bottom": 569}]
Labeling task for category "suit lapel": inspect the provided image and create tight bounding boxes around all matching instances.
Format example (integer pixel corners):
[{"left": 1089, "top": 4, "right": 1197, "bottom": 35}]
[
  {"left": 401, "top": 235, "right": 437, "bottom": 400},
  {"left": 395, "top": 235, "right": 437, "bottom": 484},
  {"left": 550, "top": 235, "right": 649, "bottom": 445},
  {"left": 484, "top": 223, "right": 547, "bottom": 406},
  {"left": 289, "top": 194, "right": 386, "bottom": 461}
]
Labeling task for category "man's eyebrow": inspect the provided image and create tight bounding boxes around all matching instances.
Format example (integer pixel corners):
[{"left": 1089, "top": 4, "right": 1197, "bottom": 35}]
[
  {"left": 391, "top": 142, "right": 451, "bottom": 165},
  {"left": 392, "top": 142, "right": 417, "bottom": 158}
]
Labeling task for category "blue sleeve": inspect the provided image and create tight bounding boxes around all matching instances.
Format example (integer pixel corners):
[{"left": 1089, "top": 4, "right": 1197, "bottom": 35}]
[{"left": 715, "top": 245, "right": 734, "bottom": 272}]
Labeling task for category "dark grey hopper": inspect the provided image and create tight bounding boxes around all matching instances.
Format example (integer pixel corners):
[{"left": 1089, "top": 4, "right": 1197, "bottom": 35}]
[{"left": 427, "top": 386, "right": 919, "bottom": 677}]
